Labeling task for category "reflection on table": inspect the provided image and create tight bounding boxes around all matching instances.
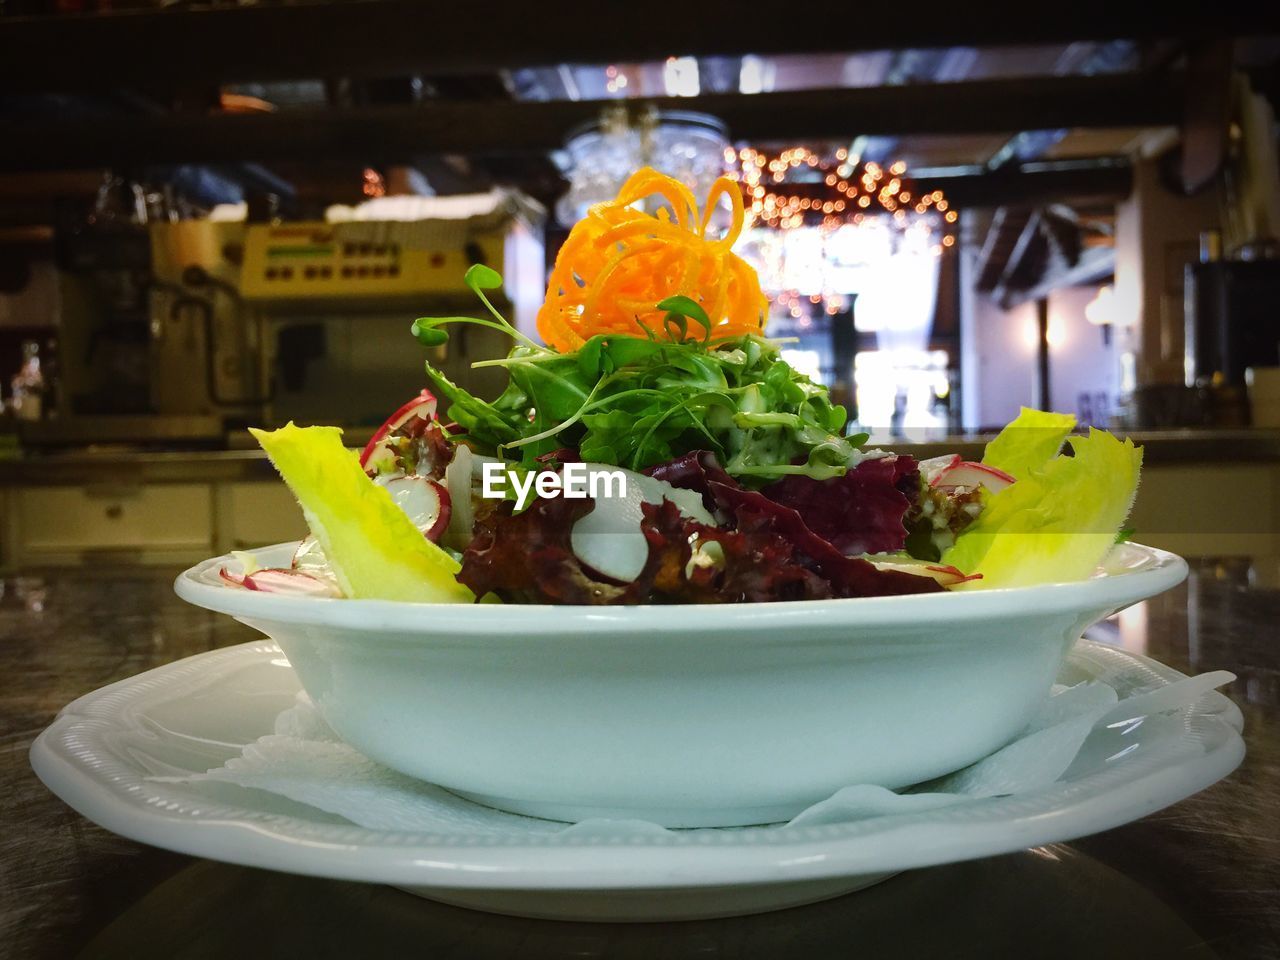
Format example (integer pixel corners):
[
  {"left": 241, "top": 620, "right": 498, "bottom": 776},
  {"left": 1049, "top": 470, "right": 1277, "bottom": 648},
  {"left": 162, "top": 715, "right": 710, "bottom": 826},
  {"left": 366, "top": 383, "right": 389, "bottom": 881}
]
[
  {"left": 2, "top": 556, "right": 1277, "bottom": 959},
  {"left": 77, "top": 847, "right": 1214, "bottom": 960}
]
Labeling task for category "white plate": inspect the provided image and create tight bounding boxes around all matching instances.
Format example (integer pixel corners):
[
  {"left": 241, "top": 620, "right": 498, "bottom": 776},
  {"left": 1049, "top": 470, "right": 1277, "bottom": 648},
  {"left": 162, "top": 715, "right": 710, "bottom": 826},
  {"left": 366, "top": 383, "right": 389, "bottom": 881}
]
[{"left": 30, "top": 638, "right": 1243, "bottom": 922}]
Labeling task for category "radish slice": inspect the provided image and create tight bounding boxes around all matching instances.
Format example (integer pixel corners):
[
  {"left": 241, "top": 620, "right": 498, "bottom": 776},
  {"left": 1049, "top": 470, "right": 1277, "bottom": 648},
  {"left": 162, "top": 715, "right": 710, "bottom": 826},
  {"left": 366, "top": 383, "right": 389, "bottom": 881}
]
[
  {"left": 219, "top": 566, "right": 248, "bottom": 588},
  {"left": 866, "top": 558, "right": 983, "bottom": 587},
  {"left": 919, "top": 454, "right": 961, "bottom": 485},
  {"left": 424, "top": 481, "right": 451, "bottom": 542},
  {"left": 246, "top": 569, "right": 341, "bottom": 596},
  {"left": 360, "top": 389, "right": 439, "bottom": 472},
  {"left": 376, "top": 474, "right": 451, "bottom": 541},
  {"left": 931, "top": 460, "right": 1015, "bottom": 493},
  {"left": 570, "top": 465, "right": 715, "bottom": 583},
  {"left": 925, "top": 563, "right": 984, "bottom": 586},
  {"left": 220, "top": 565, "right": 341, "bottom": 597}
]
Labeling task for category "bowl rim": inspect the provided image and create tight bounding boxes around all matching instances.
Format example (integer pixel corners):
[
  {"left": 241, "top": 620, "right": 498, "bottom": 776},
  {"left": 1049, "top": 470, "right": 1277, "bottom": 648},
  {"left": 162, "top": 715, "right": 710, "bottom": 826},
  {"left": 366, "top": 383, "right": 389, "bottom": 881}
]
[{"left": 174, "top": 541, "right": 1188, "bottom": 637}]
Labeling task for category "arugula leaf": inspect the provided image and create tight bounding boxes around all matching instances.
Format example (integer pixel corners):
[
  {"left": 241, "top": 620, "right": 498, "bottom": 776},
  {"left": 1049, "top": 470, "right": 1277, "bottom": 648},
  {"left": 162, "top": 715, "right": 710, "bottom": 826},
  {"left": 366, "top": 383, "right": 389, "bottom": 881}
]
[
  {"left": 410, "top": 317, "right": 451, "bottom": 347},
  {"left": 576, "top": 336, "right": 606, "bottom": 379},
  {"left": 663, "top": 312, "right": 689, "bottom": 343},
  {"left": 410, "top": 272, "right": 870, "bottom": 483},
  {"left": 423, "top": 363, "right": 522, "bottom": 447},
  {"left": 657, "top": 295, "right": 710, "bottom": 326},
  {"left": 465, "top": 263, "right": 503, "bottom": 291},
  {"left": 658, "top": 295, "right": 712, "bottom": 343}
]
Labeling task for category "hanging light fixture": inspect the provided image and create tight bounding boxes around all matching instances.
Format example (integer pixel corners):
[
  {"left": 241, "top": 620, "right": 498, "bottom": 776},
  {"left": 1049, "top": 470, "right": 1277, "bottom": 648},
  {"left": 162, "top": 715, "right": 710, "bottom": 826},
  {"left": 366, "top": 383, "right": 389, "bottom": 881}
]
[
  {"left": 1085, "top": 283, "right": 1116, "bottom": 345},
  {"left": 556, "top": 104, "right": 730, "bottom": 226}
]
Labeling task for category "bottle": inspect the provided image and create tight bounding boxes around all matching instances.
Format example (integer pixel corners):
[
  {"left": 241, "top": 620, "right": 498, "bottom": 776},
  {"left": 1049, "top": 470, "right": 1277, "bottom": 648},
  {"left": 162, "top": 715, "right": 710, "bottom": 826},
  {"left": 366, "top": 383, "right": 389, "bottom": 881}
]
[
  {"left": 42, "top": 336, "right": 59, "bottom": 419},
  {"left": 10, "top": 340, "right": 45, "bottom": 422}
]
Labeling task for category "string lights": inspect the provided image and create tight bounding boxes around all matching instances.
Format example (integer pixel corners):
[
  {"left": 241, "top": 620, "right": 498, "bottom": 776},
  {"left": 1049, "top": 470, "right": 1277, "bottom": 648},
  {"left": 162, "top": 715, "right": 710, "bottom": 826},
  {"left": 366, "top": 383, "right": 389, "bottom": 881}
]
[
  {"left": 718, "top": 145, "right": 959, "bottom": 323},
  {"left": 724, "top": 145, "right": 957, "bottom": 251}
]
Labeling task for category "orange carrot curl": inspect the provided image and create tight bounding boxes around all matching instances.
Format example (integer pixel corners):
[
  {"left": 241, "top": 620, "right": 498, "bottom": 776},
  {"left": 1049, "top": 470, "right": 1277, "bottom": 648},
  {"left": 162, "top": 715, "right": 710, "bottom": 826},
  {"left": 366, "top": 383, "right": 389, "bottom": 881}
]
[{"left": 536, "top": 167, "right": 768, "bottom": 352}]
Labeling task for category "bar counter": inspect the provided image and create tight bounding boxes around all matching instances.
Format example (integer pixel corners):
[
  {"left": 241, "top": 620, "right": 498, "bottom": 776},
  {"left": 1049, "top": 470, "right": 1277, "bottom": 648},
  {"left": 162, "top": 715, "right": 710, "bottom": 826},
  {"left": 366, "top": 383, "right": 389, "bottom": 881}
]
[
  {"left": 1, "top": 557, "right": 1277, "bottom": 958},
  {"left": 3, "top": 428, "right": 1280, "bottom": 486}
]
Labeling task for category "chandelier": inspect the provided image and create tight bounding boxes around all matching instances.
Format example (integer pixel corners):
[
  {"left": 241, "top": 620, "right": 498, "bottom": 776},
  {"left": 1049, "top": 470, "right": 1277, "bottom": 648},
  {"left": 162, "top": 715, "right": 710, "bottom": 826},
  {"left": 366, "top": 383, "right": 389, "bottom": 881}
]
[{"left": 556, "top": 105, "right": 730, "bottom": 226}]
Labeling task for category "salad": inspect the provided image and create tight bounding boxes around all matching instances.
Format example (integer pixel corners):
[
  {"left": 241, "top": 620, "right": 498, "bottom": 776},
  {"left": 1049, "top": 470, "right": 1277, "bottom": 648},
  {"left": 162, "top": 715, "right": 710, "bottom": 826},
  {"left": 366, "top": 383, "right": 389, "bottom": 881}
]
[{"left": 230, "top": 169, "right": 1143, "bottom": 605}]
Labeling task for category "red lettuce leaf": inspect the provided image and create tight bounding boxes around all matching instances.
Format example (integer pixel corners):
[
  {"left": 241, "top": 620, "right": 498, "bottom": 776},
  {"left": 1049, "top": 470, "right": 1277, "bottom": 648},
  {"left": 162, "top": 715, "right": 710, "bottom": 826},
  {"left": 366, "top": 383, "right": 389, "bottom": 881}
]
[
  {"left": 639, "top": 499, "right": 833, "bottom": 603},
  {"left": 761, "top": 455, "right": 920, "bottom": 556},
  {"left": 708, "top": 480, "right": 939, "bottom": 598},
  {"left": 646, "top": 449, "right": 738, "bottom": 490},
  {"left": 459, "top": 451, "right": 941, "bottom": 604},
  {"left": 648, "top": 451, "right": 941, "bottom": 598},
  {"left": 393, "top": 421, "right": 457, "bottom": 480},
  {"left": 645, "top": 450, "right": 737, "bottom": 514},
  {"left": 457, "top": 494, "right": 642, "bottom": 604}
]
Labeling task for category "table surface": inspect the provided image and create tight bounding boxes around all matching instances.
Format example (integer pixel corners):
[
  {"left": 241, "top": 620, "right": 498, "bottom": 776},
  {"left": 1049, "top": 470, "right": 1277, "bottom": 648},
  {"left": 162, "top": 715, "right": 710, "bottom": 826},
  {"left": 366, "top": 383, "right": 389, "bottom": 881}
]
[{"left": 2, "top": 560, "right": 1278, "bottom": 960}]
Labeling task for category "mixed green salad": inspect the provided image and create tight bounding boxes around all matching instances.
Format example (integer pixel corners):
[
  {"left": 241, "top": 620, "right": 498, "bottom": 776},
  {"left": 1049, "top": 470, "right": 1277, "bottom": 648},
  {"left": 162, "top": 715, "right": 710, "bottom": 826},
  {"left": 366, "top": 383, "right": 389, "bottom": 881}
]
[
  {"left": 228, "top": 168, "right": 1142, "bottom": 605},
  {"left": 230, "top": 263, "right": 1143, "bottom": 606}
]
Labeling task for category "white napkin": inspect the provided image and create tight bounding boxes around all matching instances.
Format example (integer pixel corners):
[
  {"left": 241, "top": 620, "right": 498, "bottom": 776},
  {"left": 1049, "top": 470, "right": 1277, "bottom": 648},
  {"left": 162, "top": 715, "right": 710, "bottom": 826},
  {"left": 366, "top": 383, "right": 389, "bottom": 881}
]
[{"left": 158, "top": 670, "right": 1234, "bottom": 837}]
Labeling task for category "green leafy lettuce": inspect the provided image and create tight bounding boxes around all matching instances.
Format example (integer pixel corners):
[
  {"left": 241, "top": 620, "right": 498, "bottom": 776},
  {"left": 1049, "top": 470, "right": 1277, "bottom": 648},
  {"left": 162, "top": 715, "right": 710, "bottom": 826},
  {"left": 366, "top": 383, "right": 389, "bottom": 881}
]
[
  {"left": 981, "top": 407, "right": 1075, "bottom": 481},
  {"left": 251, "top": 423, "right": 475, "bottom": 603},
  {"left": 410, "top": 267, "right": 868, "bottom": 484},
  {"left": 942, "top": 408, "right": 1143, "bottom": 589}
]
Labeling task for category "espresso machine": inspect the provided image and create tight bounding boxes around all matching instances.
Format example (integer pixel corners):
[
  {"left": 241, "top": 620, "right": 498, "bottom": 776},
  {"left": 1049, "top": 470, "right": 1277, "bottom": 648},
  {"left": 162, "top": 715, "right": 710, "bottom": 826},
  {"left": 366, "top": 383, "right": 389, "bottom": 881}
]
[{"left": 147, "top": 202, "right": 544, "bottom": 442}]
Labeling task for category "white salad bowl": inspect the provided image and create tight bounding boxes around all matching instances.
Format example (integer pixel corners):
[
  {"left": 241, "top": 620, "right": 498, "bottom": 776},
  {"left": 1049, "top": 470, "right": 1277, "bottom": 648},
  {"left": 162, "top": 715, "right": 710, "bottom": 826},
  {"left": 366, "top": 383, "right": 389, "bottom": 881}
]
[{"left": 175, "top": 542, "right": 1187, "bottom": 828}]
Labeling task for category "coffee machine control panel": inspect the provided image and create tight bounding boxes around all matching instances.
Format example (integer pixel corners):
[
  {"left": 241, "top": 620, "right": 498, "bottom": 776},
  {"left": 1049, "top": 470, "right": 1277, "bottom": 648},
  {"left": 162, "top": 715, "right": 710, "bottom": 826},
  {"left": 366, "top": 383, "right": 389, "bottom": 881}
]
[{"left": 239, "top": 223, "right": 504, "bottom": 302}]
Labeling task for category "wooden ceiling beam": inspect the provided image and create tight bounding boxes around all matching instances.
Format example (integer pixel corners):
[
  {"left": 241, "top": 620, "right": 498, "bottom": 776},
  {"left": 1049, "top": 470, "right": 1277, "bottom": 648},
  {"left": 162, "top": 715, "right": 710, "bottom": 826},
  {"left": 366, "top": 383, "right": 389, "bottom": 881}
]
[
  {"left": 0, "top": 2, "right": 1270, "bottom": 92},
  {"left": 1000, "top": 245, "right": 1117, "bottom": 309},
  {"left": 919, "top": 161, "right": 1133, "bottom": 208},
  {"left": 1179, "top": 37, "right": 1235, "bottom": 194},
  {"left": 1, "top": 75, "right": 1181, "bottom": 173},
  {"left": 990, "top": 211, "right": 1046, "bottom": 304}
]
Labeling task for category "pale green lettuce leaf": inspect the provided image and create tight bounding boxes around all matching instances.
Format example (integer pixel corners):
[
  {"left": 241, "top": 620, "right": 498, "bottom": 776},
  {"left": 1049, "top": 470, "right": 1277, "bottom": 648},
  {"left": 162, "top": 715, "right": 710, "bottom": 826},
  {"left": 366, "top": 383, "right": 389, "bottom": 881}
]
[
  {"left": 250, "top": 423, "right": 475, "bottom": 603},
  {"left": 981, "top": 407, "right": 1077, "bottom": 481},
  {"left": 942, "top": 427, "right": 1143, "bottom": 589}
]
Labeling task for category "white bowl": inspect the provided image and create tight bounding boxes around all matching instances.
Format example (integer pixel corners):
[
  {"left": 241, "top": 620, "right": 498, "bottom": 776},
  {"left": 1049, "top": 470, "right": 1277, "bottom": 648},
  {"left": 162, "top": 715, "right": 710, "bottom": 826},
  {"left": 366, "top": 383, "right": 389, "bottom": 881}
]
[{"left": 175, "top": 542, "right": 1187, "bottom": 828}]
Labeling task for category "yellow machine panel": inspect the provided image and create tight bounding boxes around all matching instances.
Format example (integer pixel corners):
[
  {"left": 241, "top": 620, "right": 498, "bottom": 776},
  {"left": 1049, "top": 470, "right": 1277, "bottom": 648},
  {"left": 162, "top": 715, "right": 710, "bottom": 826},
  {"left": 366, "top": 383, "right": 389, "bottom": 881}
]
[{"left": 239, "top": 222, "right": 509, "bottom": 302}]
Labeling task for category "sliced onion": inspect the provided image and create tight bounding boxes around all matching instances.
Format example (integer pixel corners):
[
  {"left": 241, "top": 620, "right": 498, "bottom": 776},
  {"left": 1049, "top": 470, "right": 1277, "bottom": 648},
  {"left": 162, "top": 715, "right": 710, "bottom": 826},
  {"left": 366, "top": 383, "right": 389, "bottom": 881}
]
[
  {"left": 292, "top": 535, "right": 333, "bottom": 577},
  {"left": 219, "top": 566, "right": 247, "bottom": 588},
  {"left": 246, "top": 569, "right": 341, "bottom": 596},
  {"left": 444, "top": 444, "right": 475, "bottom": 548}
]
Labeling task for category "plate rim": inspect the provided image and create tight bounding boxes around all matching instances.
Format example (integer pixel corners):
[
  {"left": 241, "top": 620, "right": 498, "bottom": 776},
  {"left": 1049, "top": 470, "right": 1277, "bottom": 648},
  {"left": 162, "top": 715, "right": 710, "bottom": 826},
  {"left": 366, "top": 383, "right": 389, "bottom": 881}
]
[{"left": 29, "top": 638, "right": 1244, "bottom": 891}]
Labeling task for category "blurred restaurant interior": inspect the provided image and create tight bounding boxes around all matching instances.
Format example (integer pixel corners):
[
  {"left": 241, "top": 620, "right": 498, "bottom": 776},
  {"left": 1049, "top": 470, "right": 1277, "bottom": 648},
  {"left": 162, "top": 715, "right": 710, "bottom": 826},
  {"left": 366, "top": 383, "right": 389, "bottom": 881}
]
[
  {"left": 4, "top": 8, "right": 1280, "bottom": 959},
  {"left": 0, "top": 8, "right": 1279, "bottom": 564}
]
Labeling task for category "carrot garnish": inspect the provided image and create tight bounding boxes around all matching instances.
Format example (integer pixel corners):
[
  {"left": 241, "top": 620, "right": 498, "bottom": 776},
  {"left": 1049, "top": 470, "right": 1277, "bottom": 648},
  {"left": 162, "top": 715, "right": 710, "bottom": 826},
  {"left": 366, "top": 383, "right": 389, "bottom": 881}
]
[{"left": 536, "top": 167, "right": 767, "bottom": 352}]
